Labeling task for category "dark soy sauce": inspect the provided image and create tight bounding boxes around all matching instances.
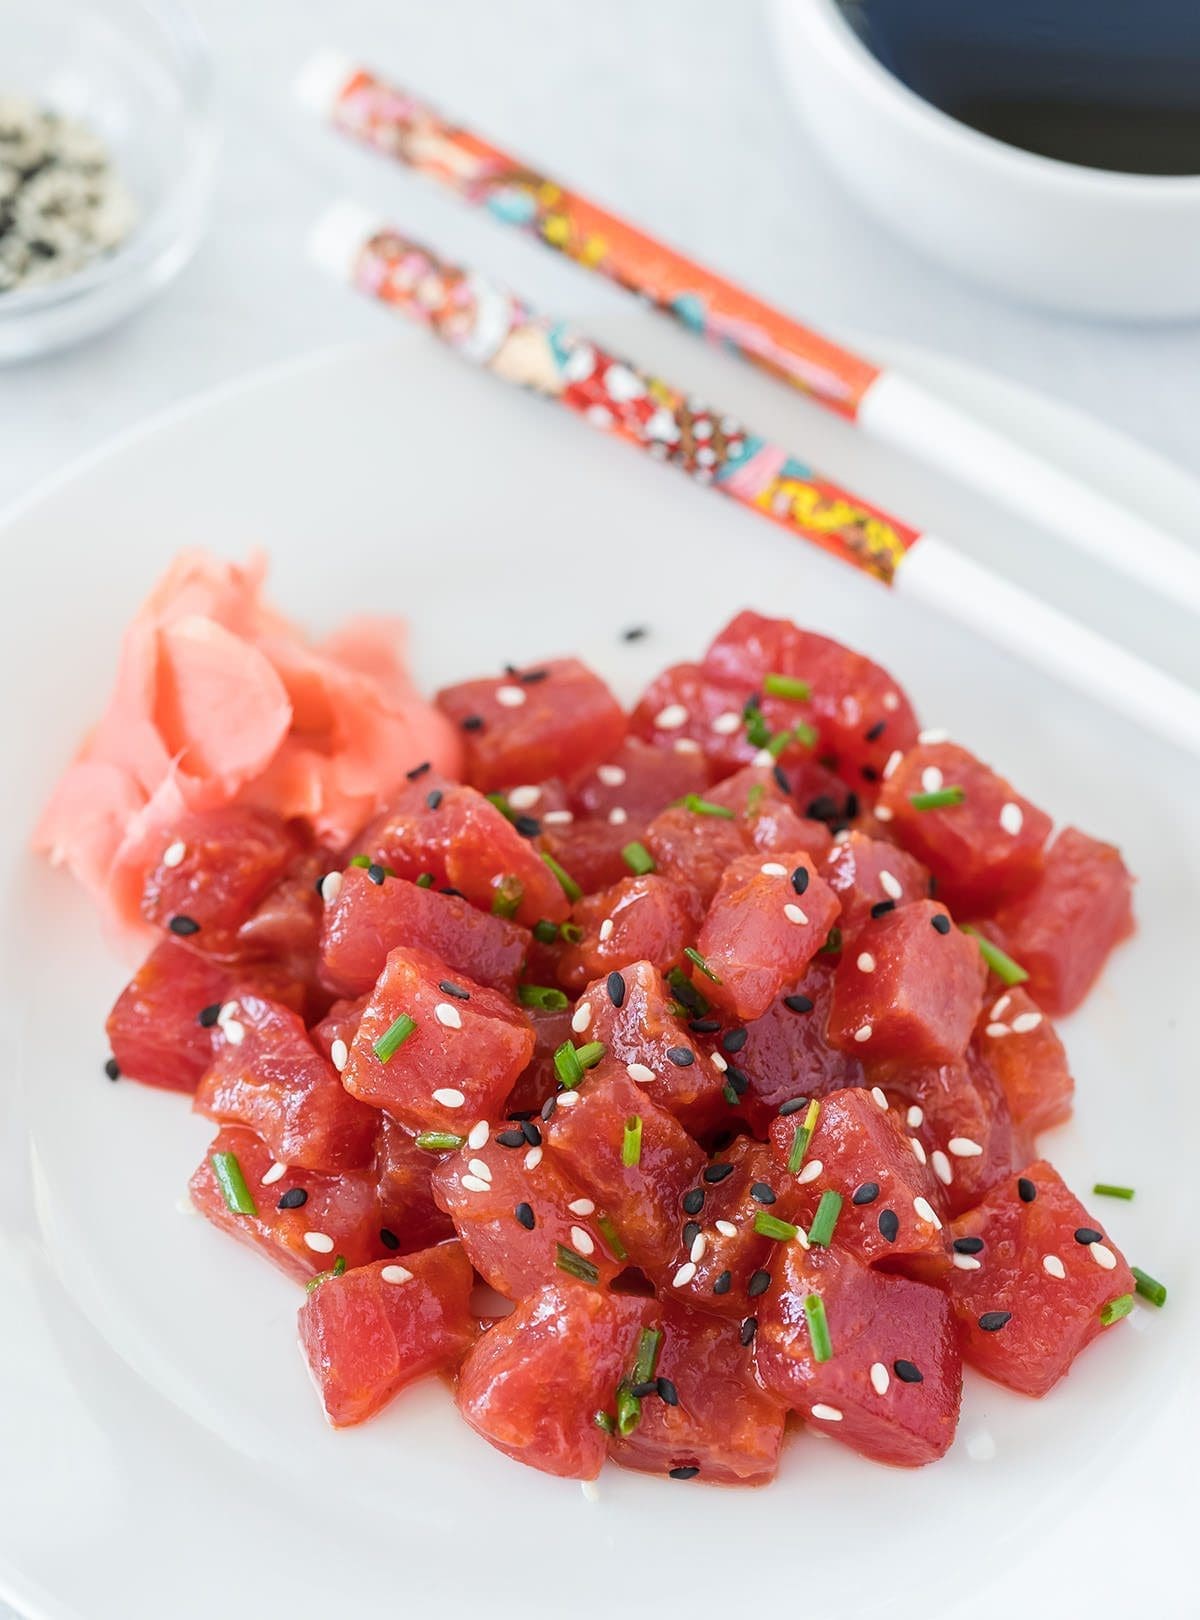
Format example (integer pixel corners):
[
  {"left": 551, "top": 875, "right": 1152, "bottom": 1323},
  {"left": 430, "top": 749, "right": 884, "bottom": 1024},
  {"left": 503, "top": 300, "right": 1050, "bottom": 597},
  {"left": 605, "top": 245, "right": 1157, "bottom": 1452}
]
[{"left": 840, "top": 0, "right": 1200, "bottom": 175}]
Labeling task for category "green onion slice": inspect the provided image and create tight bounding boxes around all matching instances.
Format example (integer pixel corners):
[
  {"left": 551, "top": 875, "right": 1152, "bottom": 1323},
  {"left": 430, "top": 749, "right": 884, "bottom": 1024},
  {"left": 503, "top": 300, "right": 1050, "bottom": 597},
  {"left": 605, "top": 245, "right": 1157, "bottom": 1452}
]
[
  {"left": 415, "top": 872, "right": 434, "bottom": 888},
  {"left": 560, "top": 921, "right": 584, "bottom": 943},
  {"left": 787, "top": 1099, "right": 821, "bottom": 1175},
  {"left": 518, "top": 983, "right": 569, "bottom": 1010},
  {"left": 1100, "top": 1293, "right": 1134, "bottom": 1326},
  {"left": 596, "top": 1213, "right": 628, "bottom": 1261},
  {"left": 1131, "top": 1266, "right": 1167, "bottom": 1307},
  {"left": 763, "top": 672, "right": 812, "bottom": 702},
  {"left": 961, "top": 925, "right": 1029, "bottom": 986},
  {"left": 210, "top": 1151, "right": 257, "bottom": 1216},
  {"left": 682, "top": 793, "right": 736, "bottom": 820},
  {"left": 594, "top": 1409, "right": 616, "bottom": 1434},
  {"left": 415, "top": 1130, "right": 466, "bottom": 1152},
  {"left": 373, "top": 1012, "right": 416, "bottom": 1064},
  {"left": 684, "top": 946, "right": 722, "bottom": 983},
  {"left": 632, "top": 1326, "right": 663, "bottom": 1385},
  {"left": 532, "top": 919, "right": 560, "bottom": 945},
  {"left": 622, "top": 840, "right": 656, "bottom": 876},
  {"left": 541, "top": 851, "right": 582, "bottom": 902},
  {"left": 554, "top": 1039, "right": 585, "bottom": 1089},
  {"left": 909, "top": 786, "right": 967, "bottom": 810},
  {"left": 555, "top": 1242, "right": 599, "bottom": 1285},
  {"left": 807, "top": 1189, "right": 844, "bottom": 1248},
  {"left": 348, "top": 853, "right": 371, "bottom": 868},
  {"left": 1092, "top": 1183, "right": 1135, "bottom": 1201},
  {"left": 622, "top": 1115, "right": 644, "bottom": 1167},
  {"left": 305, "top": 1255, "right": 347, "bottom": 1294},
  {"left": 615, "top": 1383, "right": 641, "bottom": 1436},
  {"left": 491, "top": 875, "right": 524, "bottom": 919},
  {"left": 753, "top": 1211, "right": 799, "bottom": 1242},
  {"left": 804, "top": 1292, "right": 833, "bottom": 1362},
  {"left": 745, "top": 783, "right": 766, "bottom": 815}
]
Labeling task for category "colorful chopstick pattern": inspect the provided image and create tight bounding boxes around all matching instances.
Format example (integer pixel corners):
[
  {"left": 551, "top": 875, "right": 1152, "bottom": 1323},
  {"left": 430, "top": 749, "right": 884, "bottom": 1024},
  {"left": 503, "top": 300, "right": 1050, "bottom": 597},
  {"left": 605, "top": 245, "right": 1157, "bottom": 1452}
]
[
  {"left": 352, "top": 227, "right": 918, "bottom": 584},
  {"left": 328, "top": 66, "right": 881, "bottom": 419}
]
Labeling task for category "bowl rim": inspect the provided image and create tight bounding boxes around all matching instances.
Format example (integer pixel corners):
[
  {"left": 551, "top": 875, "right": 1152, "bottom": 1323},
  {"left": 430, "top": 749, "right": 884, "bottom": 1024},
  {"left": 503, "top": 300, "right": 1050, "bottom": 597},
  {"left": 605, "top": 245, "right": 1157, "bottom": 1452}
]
[{"left": 793, "top": 0, "right": 1200, "bottom": 199}]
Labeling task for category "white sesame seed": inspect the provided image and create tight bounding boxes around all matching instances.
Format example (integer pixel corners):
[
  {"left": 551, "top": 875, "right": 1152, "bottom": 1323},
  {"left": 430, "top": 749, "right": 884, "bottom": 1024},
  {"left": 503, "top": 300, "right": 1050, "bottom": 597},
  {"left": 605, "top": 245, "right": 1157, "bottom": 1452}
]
[
  {"left": 874, "top": 804, "right": 894, "bottom": 821},
  {"left": 542, "top": 809, "right": 574, "bottom": 825},
  {"left": 1011, "top": 1011, "right": 1043, "bottom": 1033},
  {"left": 461, "top": 1175, "right": 491, "bottom": 1193},
  {"left": 921, "top": 765, "right": 944, "bottom": 793},
  {"left": 985, "top": 1022, "right": 1011, "bottom": 1038},
  {"left": 913, "top": 1196, "right": 942, "bottom": 1229},
  {"left": 435, "top": 1002, "right": 462, "bottom": 1030},
  {"left": 598, "top": 764, "right": 627, "bottom": 787},
  {"left": 917, "top": 728, "right": 949, "bottom": 745},
  {"left": 432, "top": 1087, "right": 466, "bottom": 1109},
  {"left": 948, "top": 1137, "right": 984, "bottom": 1157},
  {"left": 580, "top": 1479, "right": 600, "bottom": 1503},
  {"left": 931, "top": 1150, "right": 953, "bottom": 1186},
  {"left": 857, "top": 951, "right": 876, "bottom": 973},
  {"left": 467, "top": 1158, "right": 492, "bottom": 1182},
  {"left": 797, "top": 1158, "right": 823, "bottom": 1184},
  {"left": 999, "top": 801, "right": 1024, "bottom": 836},
  {"left": 882, "top": 692, "right": 900, "bottom": 713},
  {"left": 572, "top": 1002, "right": 593, "bottom": 1034},
  {"left": 854, "top": 1024, "right": 873, "bottom": 1043},
  {"left": 811, "top": 1403, "right": 844, "bottom": 1422},
  {"left": 906, "top": 1105, "right": 924, "bottom": 1128},
  {"left": 556, "top": 1090, "right": 580, "bottom": 1107},
  {"left": 991, "top": 994, "right": 1012, "bottom": 1020},
  {"left": 598, "top": 918, "right": 614, "bottom": 942},
  {"left": 381, "top": 1264, "right": 413, "bottom": 1286},
  {"left": 162, "top": 839, "right": 187, "bottom": 868},
  {"left": 304, "top": 1231, "right": 335, "bottom": 1254},
  {"left": 870, "top": 1362, "right": 890, "bottom": 1395},
  {"left": 674, "top": 738, "right": 702, "bottom": 754},
  {"left": 784, "top": 903, "right": 809, "bottom": 925},
  {"left": 223, "top": 1019, "right": 245, "bottom": 1046},
  {"left": 878, "top": 874, "right": 903, "bottom": 906},
  {"left": 712, "top": 710, "right": 743, "bottom": 735},
  {"left": 715, "top": 1219, "right": 738, "bottom": 1238},
  {"left": 568, "top": 1198, "right": 596, "bottom": 1216},
  {"left": 711, "top": 1051, "right": 728, "bottom": 1072},
  {"left": 607, "top": 806, "right": 628, "bottom": 826},
  {"left": 672, "top": 1261, "right": 697, "bottom": 1287},
  {"left": 687, "top": 1232, "right": 706, "bottom": 1264},
  {"left": 752, "top": 748, "right": 775, "bottom": 768},
  {"left": 319, "top": 870, "right": 343, "bottom": 904},
  {"left": 953, "top": 1253, "right": 982, "bottom": 1271},
  {"left": 871, "top": 1085, "right": 889, "bottom": 1110},
  {"left": 524, "top": 1147, "right": 543, "bottom": 1171},
  {"left": 655, "top": 703, "right": 689, "bottom": 730},
  {"left": 882, "top": 749, "right": 903, "bottom": 780},
  {"left": 1091, "top": 1243, "right": 1117, "bottom": 1270},
  {"left": 495, "top": 684, "right": 526, "bottom": 707},
  {"left": 910, "top": 1137, "right": 928, "bottom": 1165},
  {"left": 627, "top": 1062, "right": 655, "bottom": 1084},
  {"left": 833, "top": 828, "right": 852, "bottom": 844},
  {"left": 467, "top": 1120, "right": 489, "bottom": 1151},
  {"left": 261, "top": 1161, "right": 287, "bottom": 1186},
  {"left": 760, "top": 861, "right": 788, "bottom": 877},
  {"left": 1043, "top": 1254, "right": 1066, "bottom": 1279},
  {"left": 216, "top": 999, "right": 239, "bottom": 1027},
  {"left": 507, "top": 785, "right": 541, "bottom": 810},
  {"left": 965, "top": 1427, "right": 997, "bottom": 1462},
  {"left": 571, "top": 1226, "right": 596, "bottom": 1256},
  {"left": 330, "top": 1038, "right": 348, "bottom": 1073}
]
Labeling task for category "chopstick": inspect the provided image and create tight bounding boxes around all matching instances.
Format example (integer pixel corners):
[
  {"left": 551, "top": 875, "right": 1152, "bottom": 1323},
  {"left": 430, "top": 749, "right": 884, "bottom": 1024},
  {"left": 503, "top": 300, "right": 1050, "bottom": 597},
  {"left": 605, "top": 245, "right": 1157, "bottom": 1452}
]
[
  {"left": 296, "top": 52, "right": 1200, "bottom": 617},
  {"left": 308, "top": 202, "right": 1200, "bottom": 757}
]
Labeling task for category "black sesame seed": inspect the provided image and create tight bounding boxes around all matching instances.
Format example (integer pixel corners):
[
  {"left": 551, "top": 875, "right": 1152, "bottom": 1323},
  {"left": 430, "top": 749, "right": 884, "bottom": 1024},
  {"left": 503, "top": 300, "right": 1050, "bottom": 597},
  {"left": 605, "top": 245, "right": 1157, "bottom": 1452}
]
[
  {"left": 405, "top": 761, "right": 431, "bottom": 780},
  {"left": 740, "top": 1316, "right": 758, "bottom": 1346},
  {"left": 722, "top": 1027, "right": 748, "bottom": 1053},
  {"left": 750, "top": 1183, "right": 777, "bottom": 1205},
  {"left": 861, "top": 765, "right": 880, "bottom": 783},
  {"left": 367, "top": 863, "right": 386, "bottom": 885},
  {"left": 514, "top": 1202, "right": 536, "bottom": 1231},
  {"left": 1074, "top": 1227, "right": 1104, "bottom": 1246},
  {"left": 520, "top": 668, "right": 549, "bottom": 684},
  {"left": 507, "top": 1110, "right": 535, "bottom": 1122},
  {"left": 104, "top": 1056, "right": 120, "bottom": 1081},
  {"left": 1018, "top": 1177, "right": 1037, "bottom": 1203},
  {"left": 852, "top": 1181, "right": 880, "bottom": 1206},
  {"left": 607, "top": 971, "right": 626, "bottom": 1008},
  {"left": 657, "top": 1377, "right": 680, "bottom": 1406},
  {"left": 521, "top": 1120, "right": 542, "bottom": 1146},
  {"left": 893, "top": 1359, "right": 923, "bottom": 1383},
  {"left": 688, "top": 1017, "right": 721, "bottom": 1034},
  {"left": 540, "top": 1095, "right": 558, "bottom": 1122},
  {"left": 791, "top": 865, "right": 810, "bottom": 895},
  {"left": 704, "top": 1163, "right": 734, "bottom": 1184},
  {"left": 426, "top": 789, "right": 444, "bottom": 810},
  {"left": 778, "top": 1096, "right": 809, "bottom": 1115},
  {"left": 313, "top": 875, "right": 326, "bottom": 895},
  {"left": 630, "top": 1380, "right": 658, "bottom": 1398},
  {"left": 168, "top": 914, "right": 200, "bottom": 936},
  {"left": 772, "top": 765, "right": 792, "bottom": 795},
  {"left": 496, "top": 1128, "right": 526, "bottom": 1148},
  {"left": 724, "top": 1065, "right": 749, "bottom": 1097},
  {"left": 930, "top": 913, "right": 951, "bottom": 935},
  {"left": 504, "top": 664, "right": 519, "bottom": 677},
  {"left": 277, "top": 1187, "right": 308, "bottom": 1210},
  {"left": 870, "top": 899, "right": 896, "bottom": 919},
  {"left": 513, "top": 815, "right": 542, "bottom": 838},
  {"left": 621, "top": 625, "right": 649, "bottom": 641},
  {"left": 782, "top": 995, "right": 814, "bottom": 1015},
  {"left": 438, "top": 979, "right": 470, "bottom": 1000},
  {"left": 666, "top": 1046, "right": 695, "bottom": 1067},
  {"left": 682, "top": 1220, "right": 701, "bottom": 1249},
  {"left": 461, "top": 715, "right": 484, "bottom": 732},
  {"left": 864, "top": 720, "right": 886, "bottom": 742},
  {"left": 379, "top": 1228, "right": 400, "bottom": 1250},
  {"left": 978, "top": 1311, "right": 1012, "bottom": 1332},
  {"left": 713, "top": 1271, "right": 733, "bottom": 1295},
  {"left": 878, "top": 1208, "right": 900, "bottom": 1242},
  {"left": 669, "top": 1466, "right": 700, "bottom": 1480},
  {"left": 806, "top": 794, "right": 840, "bottom": 824},
  {"left": 844, "top": 791, "right": 860, "bottom": 821},
  {"left": 440, "top": 887, "right": 466, "bottom": 899},
  {"left": 747, "top": 1269, "right": 771, "bottom": 1298},
  {"left": 953, "top": 1236, "right": 985, "bottom": 1254},
  {"left": 197, "top": 1002, "right": 222, "bottom": 1028},
  {"left": 682, "top": 1188, "right": 705, "bottom": 1216}
]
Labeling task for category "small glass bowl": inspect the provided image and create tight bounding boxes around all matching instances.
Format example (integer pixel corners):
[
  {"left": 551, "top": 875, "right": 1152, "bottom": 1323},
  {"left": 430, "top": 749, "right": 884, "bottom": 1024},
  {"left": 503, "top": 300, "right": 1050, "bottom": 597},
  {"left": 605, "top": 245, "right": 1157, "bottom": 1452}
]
[{"left": 0, "top": 0, "right": 215, "bottom": 362}]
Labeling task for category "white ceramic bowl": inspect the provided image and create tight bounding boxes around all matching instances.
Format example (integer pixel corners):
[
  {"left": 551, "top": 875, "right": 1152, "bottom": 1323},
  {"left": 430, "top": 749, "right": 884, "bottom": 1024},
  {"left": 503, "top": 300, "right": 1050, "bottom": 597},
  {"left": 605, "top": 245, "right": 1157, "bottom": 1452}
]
[{"left": 768, "top": 0, "right": 1200, "bottom": 320}]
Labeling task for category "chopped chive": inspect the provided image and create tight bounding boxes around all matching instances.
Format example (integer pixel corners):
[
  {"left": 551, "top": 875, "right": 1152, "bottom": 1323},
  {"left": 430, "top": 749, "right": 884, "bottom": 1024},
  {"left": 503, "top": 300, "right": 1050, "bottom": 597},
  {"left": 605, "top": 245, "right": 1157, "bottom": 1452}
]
[
  {"left": 554, "top": 1040, "right": 585, "bottom": 1089},
  {"left": 682, "top": 793, "right": 736, "bottom": 820},
  {"left": 792, "top": 719, "right": 818, "bottom": 749},
  {"left": 667, "top": 966, "right": 709, "bottom": 1017},
  {"left": 909, "top": 786, "right": 967, "bottom": 810},
  {"left": 541, "top": 851, "right": 582, "bottom": 901},
  {"left": 491, "top": 874, "right": 524, "bottom": 919},
  {"left": 763, "top": 672, "right": 812, "bottom": 702},
  {"left": 415, "top": 872, "right": 434, "bottom": 888},
  {"left": 633, "top": 1326, "right": 663, "bottom": 1385},
  {"left": 304, "top": 1255, "right": 347, "bottom": 1294},
  {"left": 577, "top": 1040, "right": 607, "bottom": 1070},
  {"left": 615, "top": 1383, "right": 642, "bottom": 1436},
  {"left": 415, "top": 1130, "right": 465, "bottom": 1152},
  {"left": 961, "top": 925, "right": 1029, "bottom": 986},
  {"left": 622, "top": 1115, "right": 644, "bottom": 1167},
  {"left": 745, "top": 782, "right": 766, "bottom": 815},
  {"left": 560, "top": 921, "right": 584, "bottom": 943},
  {"left": 745, "top": 708, "right": 772, "bottom": 750},
  {"left": 532, "top": 919, "right": 559, "bottom": 945},
  {"left": 804, "top": 1292, "right": 833, "bottom": 1362},
  {"left": 807, "top": 1189, "right": 844, "bottom": 1248},
  {"left": 594, "top": 1409, "right": 615, "bottom": 1434},
  {"left": 787, "top": 1099, "right": 821, "bottom": 1174},
  {"left": 1100, "top": 1293, "right": 1134, "bottom": 1326},
  {"left": 754, "top": 1211, "right": 799, "bottom": 1242},
  {"left": 349, "top": 853, "right": 371, "bottom": 868},
  {"left": 596, "top": 1213, "right": 628, "bottom": 1260},
  {"left": 1131, "top": 1266, "right": 1167, "bottom": 1307},
  {"left": 210, "top": 1151, "right": 257, "bottom": 1216},
  {"left": 518, "top": 983, "right": 569, "bottom": 1010},
  {"left": 765, "top": 729, "right": 792, "bottom": 759},
  {"left": 818, "top": 926, "right": 843, "bottom": 955},
  {"left": 373, "top": 1013, "right": 416, "bottom": 1063},
  {"left": 622, "top": 840, "right": 656, "bottom": 875},
  {"left": 555, "top": 1242, "right": 599, "bottom": 1285},
  {"left": 486, "top": 791, "right": 515, "bottom": 822},
  {"left": 684, "top": 946, "right": 722, "bottom": 983},
  {"left": 1093, "top": 1183, "right": 1135, "bottom": 1201}
]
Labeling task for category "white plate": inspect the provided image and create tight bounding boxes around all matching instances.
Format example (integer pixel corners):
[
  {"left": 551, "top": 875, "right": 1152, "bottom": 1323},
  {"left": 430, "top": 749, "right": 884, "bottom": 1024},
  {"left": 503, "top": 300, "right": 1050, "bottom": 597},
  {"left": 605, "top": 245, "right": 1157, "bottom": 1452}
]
[{"left": 1, "top": 320, "right": 1197, "bottom": 1620}]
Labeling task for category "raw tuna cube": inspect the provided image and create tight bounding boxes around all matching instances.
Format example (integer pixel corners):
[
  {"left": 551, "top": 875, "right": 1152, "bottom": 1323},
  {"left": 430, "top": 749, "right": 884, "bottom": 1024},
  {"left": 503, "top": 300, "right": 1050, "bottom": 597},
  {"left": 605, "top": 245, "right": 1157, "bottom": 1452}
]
[
  {"left": 106, "top": 939, "right": 305, "bottom": 1093},
  {"left": 342, "top": 946, "right": 534, "bottom": 1133},
  {"left": 630, "top": 662, "right": 760, "bottom": 776},
  {"left": 319, "top": 866, "right": 528, "bottom": 998},
  {"left": 538, "top": 817, "right": 640, "bottom": 896},
  {"left": 546, "top": 1060, "right": 706, "bottom": 1279},
  {"left": 140, "top": 808, "right": 302, "bottom": 957},
  {"left": 436, "top": 657, "right": 626, "bottom": 793},
  {"left": 696, "top": 851, "right": 841, "bottom": 1021},
  {"left": 298, "top": 1243, "right": 477, "bottom": 1426},
  {"left": 826, "top": 901, "right": 984, "bottom": 1066},
  {"left": 936, "top": 1161, "right": 1136, "bottom": 1397},
  {"left": 235, "top": 843, "right": 331, "bottom": 983},
  {"left": 987, "top": 826, "right": 1134, "bottom": 1015},
  {"left": 374, "top": 1115, "right": 455, "bottom": 1253},
  {"left": 975, "top": 988, "right": 1073, "bottom": 1135},
  {"left": 431, "top": 1125, "right": 622, "bottom": 1297},
  {"left": 504, "top": 1004, "right": 576, "bottom": 1117},
  {"left": 668, "top": 1137, "right": 797, "bottom": 1318},
  {"left": 766, "top": 1086, "right": 947, "bottom": 1268},
  {"left": 568, "top": 735, "right": 710, "bottom": 823},
  {"left": 457, "top": 1280, "right": 656, "bottom": 1478},
  {"left": 643, "top": 803, "right": 750, "bottom": 907},
  {"left": 576, "top": 960, "right": 729, "bottom": 1135},
  {"left": 820, "top": 831, "right": 930, "bottom": 939},
  {"left": 558, "top": 875, "right": 702, "bottom": 992},
  {"left": 194, "top": 991, "right": 377, "bottom": 1171},
  {"left": 755, "top": 1243, "right": 961, "bottom": 1466},
  {"left": 189, "top": 1126, "right": 384, "bottom": 1280},
  {"left": 609, "top": 1303, "right": 786, "bottom": 1484},
  {"left": 355, "top": 777, "right": 569, "bottom": 925},
  {"left": 877, "top": 742, "right": 1053, "bottom": 910}
]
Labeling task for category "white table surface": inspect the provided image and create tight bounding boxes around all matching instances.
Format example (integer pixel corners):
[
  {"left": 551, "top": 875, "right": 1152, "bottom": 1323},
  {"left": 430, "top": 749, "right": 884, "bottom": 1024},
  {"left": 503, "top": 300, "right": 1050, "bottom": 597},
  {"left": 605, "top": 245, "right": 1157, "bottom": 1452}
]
[{"left": 2, "top": 5, "right": 1198, "bottom": 1616}]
